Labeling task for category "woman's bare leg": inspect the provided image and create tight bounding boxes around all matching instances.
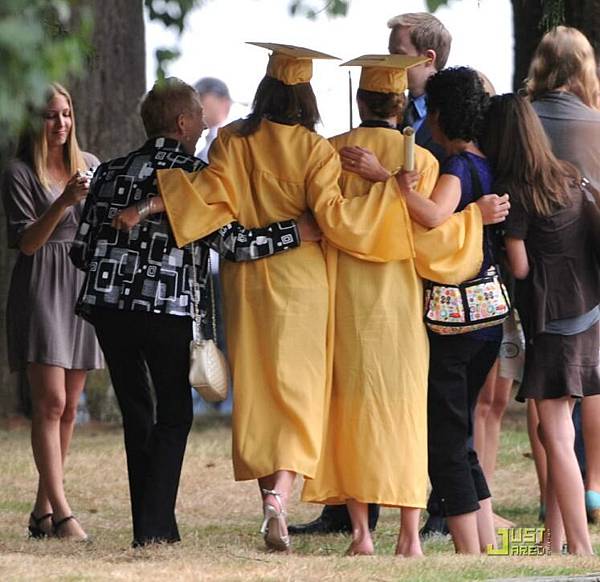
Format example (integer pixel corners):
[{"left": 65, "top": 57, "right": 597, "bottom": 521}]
[
  {"left": 396, "top": 507, "right": 423, "bottom": 557},
  {"left": 28, "top": 363, "right": 86, "bottom": 539},
  {"left": 346, "top": 500, "right": 374, "bottom": 555},
  {"left": 446, "top": 511, "right": 481, "bottom": 554},
  {"left": 582, "top": 395, "right": 600, "bottom": 493},
  {"left": 544, "top": 471, "right": 564, "bottom": 554},
  {"left": 527, "top": 400, "right": 547, "bottom": 516},
  {"left": 473, "top": 360, "right": 498, "bottom": 475},
  {"left": 536, "top": 397, "right": 592, "bottom": 555},
  {"left": 61, "top": 370, "right": 86, "bottom": 461},
  {"left": 258, "top": 469, "right": 295, "bottom": 546},
  {"left": 476, "top": 498, "right": 496, "bottom": 552}
]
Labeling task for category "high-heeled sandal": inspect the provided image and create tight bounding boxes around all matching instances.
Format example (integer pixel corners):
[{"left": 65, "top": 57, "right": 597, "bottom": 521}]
[
  {"left": 260, "top": 488, "right": 290, "bottom": 552},
  {"left": 52, "top": 515, "right": 89, "bottom": 542},
  {"left": 28, "top": 512, "right": 53, "bottom": 539}
]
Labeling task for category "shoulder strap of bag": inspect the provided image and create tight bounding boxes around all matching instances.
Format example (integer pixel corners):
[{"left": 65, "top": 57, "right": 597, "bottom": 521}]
[{"left": 189, "top": 243, "right": 218, "bottom": 342}]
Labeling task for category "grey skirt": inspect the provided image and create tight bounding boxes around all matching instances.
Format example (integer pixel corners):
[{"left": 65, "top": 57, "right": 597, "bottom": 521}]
[
  {"left": 517, "top": 321, "right": 600, "bottom": 400},
  {"left": 7, "top": 241, "right": 103, "bottom": 372}
]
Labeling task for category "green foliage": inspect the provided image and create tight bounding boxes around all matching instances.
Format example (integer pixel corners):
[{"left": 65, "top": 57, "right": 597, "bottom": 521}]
[
  {"left": 540, "top": 0, "right": 566, "bottom": 31},
  {"left": 289, "top": 0, "right": 350, "bottom": 19},
  {"left": 0, "top": 0, "right": 92, "bottom": 145},
  {"left": 426, "top": 0, "right": 452, "bottom": 11},
  {"left": 145, "top": 0, "right": 207, "bottom": 80}
]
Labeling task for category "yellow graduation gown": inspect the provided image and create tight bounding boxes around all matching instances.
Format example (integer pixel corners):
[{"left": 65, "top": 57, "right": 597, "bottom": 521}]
[
  {"left": 156, "top": 118, "right": 414, "bottom": 481},
  {"left": 301, "top": 126, "right": 483, "bottom": 508}
]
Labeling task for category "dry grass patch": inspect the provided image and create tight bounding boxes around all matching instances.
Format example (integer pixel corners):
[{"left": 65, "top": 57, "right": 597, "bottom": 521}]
[{"left": 1, "top": 405, "right": 600, "bottom": 581}]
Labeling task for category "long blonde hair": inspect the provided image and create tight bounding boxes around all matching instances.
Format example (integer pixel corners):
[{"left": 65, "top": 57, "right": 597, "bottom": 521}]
[
  {"left": 17, "top": 83, "right": 87, "bottom": 189},
  {"left": 526, "top": 26, "right": 599, "bottom": 109}
]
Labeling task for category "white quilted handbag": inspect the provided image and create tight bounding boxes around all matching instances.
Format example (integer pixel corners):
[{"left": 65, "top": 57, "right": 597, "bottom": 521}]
[{"left": 188, "top": 243, "right": 230, "bottom": 402}]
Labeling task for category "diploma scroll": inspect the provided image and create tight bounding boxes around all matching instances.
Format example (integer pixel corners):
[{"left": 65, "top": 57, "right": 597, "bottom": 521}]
[{"left": 402, "top": 127, "right": 415, "bottom": 172}]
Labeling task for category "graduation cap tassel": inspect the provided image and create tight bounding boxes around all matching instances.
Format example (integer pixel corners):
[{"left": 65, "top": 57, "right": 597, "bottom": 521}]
[{"left": 348, "top": 70, "right": 353, "bottom": 130}]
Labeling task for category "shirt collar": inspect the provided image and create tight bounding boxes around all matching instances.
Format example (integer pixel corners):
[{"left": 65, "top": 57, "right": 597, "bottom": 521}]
[
  {"left": 359, "top": 119, "right": 398, "bottom": 130},
  {"left": 409, "top": 94, "right": 428, "bottom": 120},
  {"left": 141, "top": 137, "right": 186, "bottom": 152}
]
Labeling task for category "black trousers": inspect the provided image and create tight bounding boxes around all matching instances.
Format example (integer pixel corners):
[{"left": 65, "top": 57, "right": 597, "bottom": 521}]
[
  {"left": 91, "top": 308, "right": 193, "bottom": 544},
  {"left": 427, "top": 333, "right": 501, "bottom": 517}
]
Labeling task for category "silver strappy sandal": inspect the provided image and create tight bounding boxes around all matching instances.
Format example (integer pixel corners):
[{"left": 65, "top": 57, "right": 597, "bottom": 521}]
[{"left": 260, "top": 488, "right": 290, "bottom": 552}]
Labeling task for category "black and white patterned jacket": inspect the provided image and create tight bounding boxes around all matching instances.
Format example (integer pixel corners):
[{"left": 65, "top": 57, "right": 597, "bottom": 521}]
[{"left": 70, "top": 137, "right": 299, "bottom": 321}]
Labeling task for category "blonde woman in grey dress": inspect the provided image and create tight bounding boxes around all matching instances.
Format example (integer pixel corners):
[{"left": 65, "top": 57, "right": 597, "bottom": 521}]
[{"left": 2, "top": 83, "right": 102, "bottom": 541}]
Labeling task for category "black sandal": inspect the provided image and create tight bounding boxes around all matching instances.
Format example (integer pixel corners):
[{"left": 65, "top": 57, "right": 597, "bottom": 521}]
[
  {"left": 28, "top": 512, "right": 53, "bottom": 539},
  {"left": 52, "top": 515, "right": 89, "bottom": 542}
]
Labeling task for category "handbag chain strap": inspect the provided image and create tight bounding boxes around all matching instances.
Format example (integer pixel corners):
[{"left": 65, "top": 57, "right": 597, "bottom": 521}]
[{"left": 189, "top": 242, "right": 218, "bottom": 343}]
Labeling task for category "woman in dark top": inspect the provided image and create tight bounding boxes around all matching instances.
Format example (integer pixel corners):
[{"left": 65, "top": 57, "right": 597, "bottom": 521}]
[
  {"left": 526, "top": 25, "right": 600, "bottom": 527},
  {"left": 480, "top": 93, "right": 599, "bottom": 555},
  {"left": 396, "top": 67, "right": 502, "bottom": 554}
]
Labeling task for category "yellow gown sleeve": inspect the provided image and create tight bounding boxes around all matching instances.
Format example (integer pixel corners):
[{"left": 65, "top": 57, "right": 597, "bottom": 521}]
[
  {"left": 409, "top": 150, "right": 484, "bottom": 284},
  {"left": 156, "top": 131, "right": 239, "bottom": 248},
  {"left": 413, "top": 203, "right": 483, "bottom": 284},
  {"left": 306, "top": 145, "right": 414, "bottom": 263}
]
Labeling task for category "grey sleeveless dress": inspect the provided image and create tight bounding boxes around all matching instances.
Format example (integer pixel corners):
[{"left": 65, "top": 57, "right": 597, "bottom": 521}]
[{"left": 2, "top": 153, "right": 104, "bottom": 372}]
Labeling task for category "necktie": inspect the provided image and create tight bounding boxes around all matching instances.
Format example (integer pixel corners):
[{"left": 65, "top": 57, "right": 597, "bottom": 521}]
[{"left": 403, "top": 99, "right": 418, "bottom": 130}]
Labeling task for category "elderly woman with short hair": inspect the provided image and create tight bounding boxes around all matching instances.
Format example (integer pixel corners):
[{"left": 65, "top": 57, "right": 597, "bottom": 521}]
[{"left": 71, "top": 77, "right": 317, "bottom": 547}]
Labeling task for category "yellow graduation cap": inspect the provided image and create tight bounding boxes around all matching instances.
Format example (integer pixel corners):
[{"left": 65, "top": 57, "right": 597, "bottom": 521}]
[
  {"left": 341, "top": 54, "right": 431, "bottom": 94},
  {"left": 247, "top": 42, "right": 340, "bottom": 86}
]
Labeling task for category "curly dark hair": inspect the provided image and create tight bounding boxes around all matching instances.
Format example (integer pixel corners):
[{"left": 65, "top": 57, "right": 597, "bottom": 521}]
[{"left": 425, "top": 66, "right": 489, "bottom": 142}]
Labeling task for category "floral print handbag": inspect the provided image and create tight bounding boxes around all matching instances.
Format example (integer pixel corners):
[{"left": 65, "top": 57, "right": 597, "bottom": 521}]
[
  {"left": 424, "top": 153, "right": 511, "bottom": 335},
  {"left": 424, "top": 265, "right": 511, "bottom": 335}
]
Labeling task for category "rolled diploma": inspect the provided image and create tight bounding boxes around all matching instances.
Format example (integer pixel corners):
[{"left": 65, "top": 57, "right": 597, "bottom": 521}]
[{"left": 402, "top": 126, "right": 415, "bottom": 172}]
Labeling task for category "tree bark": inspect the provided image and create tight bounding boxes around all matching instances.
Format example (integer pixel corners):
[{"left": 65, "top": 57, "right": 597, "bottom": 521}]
[
  {"left": 0, "top": 141, "right": 19, "bottom": 418},
  {"left": 70, "top": 0, "right": 146, "bottom": 161},
  {"left": 511, "top": 0, "right": 544, "bottom": 91}
]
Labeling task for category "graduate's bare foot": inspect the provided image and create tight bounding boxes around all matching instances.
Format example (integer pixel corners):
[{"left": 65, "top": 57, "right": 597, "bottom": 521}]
[
  {"left": 346, "top": 535, "right": 374, "bottom": 556},
  {"left": 395, "top": 538, "right": 424, "bottom": 557}
]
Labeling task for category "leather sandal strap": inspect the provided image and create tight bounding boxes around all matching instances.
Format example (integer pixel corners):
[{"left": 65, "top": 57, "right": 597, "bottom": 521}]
[
  {"left": 30, "top": 512, "right": 53, "bottom": 525},
  {"left": 52, "top": 515, "right": 76, "bottom": 531}
]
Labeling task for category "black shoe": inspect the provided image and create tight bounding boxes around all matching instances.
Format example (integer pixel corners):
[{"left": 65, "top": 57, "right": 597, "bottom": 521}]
[
  {"left": 288, "top": 516, "right": 352, "bottom": 535},
  {"left": 132, "top": 535, "right": 181, "bottom": 548},
  {"left": 28, "top": 512, "right": 53, "bottom": 539},
  {"left": 419, "top": 514, "right": 449, "bottom": 539}
]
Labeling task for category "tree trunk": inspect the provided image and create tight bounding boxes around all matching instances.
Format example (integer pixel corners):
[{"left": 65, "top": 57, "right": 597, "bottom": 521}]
[
  {"left": 0, "top": 141, "right": 20, "bottom": 418},
  {"left": 70, "top": 0, "right": 147, "bottom": 160},
  {"left": 511, "top": 0, "right": 544, "bottom": 91},
  {"left": 0, "top": 0, "right": 146, "bottom": 417}
]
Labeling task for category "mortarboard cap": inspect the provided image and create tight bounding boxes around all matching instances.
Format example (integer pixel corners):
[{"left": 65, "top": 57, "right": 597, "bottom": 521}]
[
  {"left": 341, "top": 54, "right": 431, "bottom": 94},
  {"left": 247, "top": 42, "right": 340, "bottom": 86}
]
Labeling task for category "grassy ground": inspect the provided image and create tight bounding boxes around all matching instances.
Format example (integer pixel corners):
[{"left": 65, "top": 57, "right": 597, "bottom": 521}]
[{"left": 1, "top": 404, "right": 600, "bottom": 581}]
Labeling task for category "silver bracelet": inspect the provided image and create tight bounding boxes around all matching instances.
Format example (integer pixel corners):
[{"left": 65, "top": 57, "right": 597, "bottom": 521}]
[{"left": 136, "top": 198, "right": 152, "bottom": 220}]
